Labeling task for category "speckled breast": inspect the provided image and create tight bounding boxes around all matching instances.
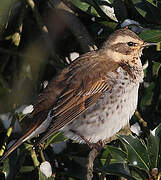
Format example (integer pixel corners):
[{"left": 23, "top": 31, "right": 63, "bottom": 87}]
[{"left": 62, "top": 66, "right": 142, "bottom": 143}]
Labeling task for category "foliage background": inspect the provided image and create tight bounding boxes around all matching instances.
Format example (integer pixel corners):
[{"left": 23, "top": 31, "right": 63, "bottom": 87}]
[{"left": 0, "top": 0, "right": 161, "bottom": 179}]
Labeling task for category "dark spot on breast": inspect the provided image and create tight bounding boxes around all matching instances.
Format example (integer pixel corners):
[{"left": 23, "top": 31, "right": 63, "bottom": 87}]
[
  {"left": 111, "top": 100, "right": 114, "bottom": 104},
  {"left": 106, "top": 112, "right": 109, "bottom": 117},
  {"left": 122, "top": 82, "right": 125, "bottom": 85},
  {"left": 110, "top": 95, "right": 114, "bottom": 99},
  {"left": 116, "top": 105, "right": 119, "bottom": 110}
]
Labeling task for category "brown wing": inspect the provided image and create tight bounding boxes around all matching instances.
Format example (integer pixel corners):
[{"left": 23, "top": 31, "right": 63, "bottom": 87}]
[
  {"left": 34, "top": 52, "right": 119, "bottom": 144},
  {"left": 0, "top": 52, "right": 119, "bottom": 161}
]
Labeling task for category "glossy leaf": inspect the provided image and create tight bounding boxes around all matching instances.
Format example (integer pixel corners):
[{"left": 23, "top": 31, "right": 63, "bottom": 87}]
[
  {"left": 101, "top": 145, "right": 127, "bottom": 165},
  {"left": 147, "top": 132, "right": 159, "bottom": 168},
  {"left": 155, "top": 123, "right": 161, "bottom": 137},
  {"left": 96, "top": 163, "right": 135, "bottom": 179},
  {"left": 131, "top": 0, "right": 147, "bottom": 17},
  {"left": 146, "top": 0, "right": 158, "bottom": 7},
  {"left": 139, "top": 82, "right": 155, "bottom": 110},
  {"left": 152, "top": 61, "right": 161, "bottom": 76},
  {"left": 119, "top": 135, "right": 150, "bottom": 172},
  {"left": 130, "top": 167, "right": 149, "bottom": 180},
  {"left": 139, "top": 30, "right": 161, "bottom": 42},
  {"left": 45, "top": 131, "right": 66, "bottom": 149},
  {"left": 69, "top": 0, "right": 99, "bottom": 17},
  {"left": 131, "top": 0, "right": 161, "bottom": 23}
]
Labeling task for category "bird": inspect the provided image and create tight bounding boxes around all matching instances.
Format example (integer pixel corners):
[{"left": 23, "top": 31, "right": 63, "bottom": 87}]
[{"left": 0, "top": 28, "right": 157, "bottom": 161}]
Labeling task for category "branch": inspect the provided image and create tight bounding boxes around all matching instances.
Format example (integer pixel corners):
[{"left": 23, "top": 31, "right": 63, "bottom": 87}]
[{"left": 85, "top": 147, "right": 99, "bottom": 180}]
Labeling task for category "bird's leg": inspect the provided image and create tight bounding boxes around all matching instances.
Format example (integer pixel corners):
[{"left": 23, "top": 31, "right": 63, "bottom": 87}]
[
  {"left": 70, "top": 129, "right": 104, "bottom": 151},
  {"left": 70, "top": 129, "right": 93, "bottom": 148},
  {"left": 90, "top": 140, "right": 104, "bottom": 152}
]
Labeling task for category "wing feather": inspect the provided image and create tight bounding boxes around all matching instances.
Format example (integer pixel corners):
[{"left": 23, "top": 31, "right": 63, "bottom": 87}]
[
  {"left": 33, "top": 53, "right": 120, "bottom": 145},
  {"left": 0, "top": 51, "right": 120, "bottom": 160}
]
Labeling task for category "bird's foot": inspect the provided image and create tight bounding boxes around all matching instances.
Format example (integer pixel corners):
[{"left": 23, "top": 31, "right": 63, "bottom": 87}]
[
  {"left": 70, "top": 129, "right": 104, "bottom": 151},
  {"left": 89, "top": 140, "right": 104, "bottom": 151}
]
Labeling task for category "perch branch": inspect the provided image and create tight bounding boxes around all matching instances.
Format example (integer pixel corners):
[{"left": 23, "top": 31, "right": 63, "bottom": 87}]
[{"left": 85, "top": 146, "right": 102, "bottom": 180}]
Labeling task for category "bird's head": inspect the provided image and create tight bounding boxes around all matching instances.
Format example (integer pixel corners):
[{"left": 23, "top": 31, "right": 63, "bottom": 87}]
[{"left": 101, "top": 28, "right": 157, "bottom": 65}]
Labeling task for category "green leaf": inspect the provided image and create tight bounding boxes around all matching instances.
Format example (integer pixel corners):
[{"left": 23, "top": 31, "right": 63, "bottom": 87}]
[
  {"left": 146, "top": 0, "right": 158, "bottom": 7},
  {"left": 96, "top": 163, "right": 135, "bottom": 179},
  {"left": 152, "top": 61, "right": 161, "bottom": 76},
  {"left": 119, "top": 135, "right": 150, "bottom": 172},
  {"left": 101, "top": 145, "right": 127, "bottom": 165},
  {"left": 2, "top": 158, "right": 9, "bottom": 177},
  {"left": 131, "top": 0, "right": 147, "bottom": 17},
  {"left": 147, "top": 132, "right": 159, "bottom": 168},
  {"left": 155, "top": 123, "right": 161, "bottom": 137},
  {"left": 131, "top": 0, "right": 161, "bottom": 23},
  {"left": 130, "top": 167, "right": 149, "bottom": 180},
  {"left": 139, "top": 30, "right": 161, "bottom": 42},
  {"left": 99, "top": 21, "right": 117, "bottom": 29},
  {"left": 45, "top": 131, "right": 66, "bottom": 149},
  {"left": 69, "top": 0, "right": 99, "bottom": 17},
  {"left": 140, "top": 82, "right": 155, "bottom": 110}
]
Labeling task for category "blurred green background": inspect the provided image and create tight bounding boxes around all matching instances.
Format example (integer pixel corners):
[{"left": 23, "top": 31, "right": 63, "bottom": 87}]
[{"left": 0, "top": 0, "right": 161, "bottom": 179}]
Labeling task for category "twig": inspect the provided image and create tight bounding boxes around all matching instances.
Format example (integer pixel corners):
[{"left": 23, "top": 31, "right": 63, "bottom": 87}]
[
  {"left": 0, "top": 113, "right": 18, "bottom": 156},
  {"left": 85, "top": 147, "right": 100, "bottom": 180},
  {"left": 135, "top": 110, "right": 147, "bottom": 127},
  {"left": 40, "top": 150, "right": 45, "bottom": 162},
  {"left": 30, "top": 148, "right": 40, "bottom": 167}
]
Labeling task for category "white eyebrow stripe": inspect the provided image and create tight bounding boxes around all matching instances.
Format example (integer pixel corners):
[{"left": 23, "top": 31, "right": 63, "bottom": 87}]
[{"left": 111, "top": 35, "right": 141, "bottom": 45}]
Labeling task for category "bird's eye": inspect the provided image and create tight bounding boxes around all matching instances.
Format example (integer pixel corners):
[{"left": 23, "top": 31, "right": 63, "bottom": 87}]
[{"left": 127, "top": 42, "right": 135, "bottom": 46}]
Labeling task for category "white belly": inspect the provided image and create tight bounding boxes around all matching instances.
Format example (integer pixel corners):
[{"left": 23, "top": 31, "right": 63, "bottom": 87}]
[{"left": 62, "top": 67, "right": 141, "bottom": 143}]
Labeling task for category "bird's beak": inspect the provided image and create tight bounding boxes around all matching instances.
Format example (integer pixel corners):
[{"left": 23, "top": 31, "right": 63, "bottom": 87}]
[{"left": 143, "top": 42, "right": 158, "bottom": 47}]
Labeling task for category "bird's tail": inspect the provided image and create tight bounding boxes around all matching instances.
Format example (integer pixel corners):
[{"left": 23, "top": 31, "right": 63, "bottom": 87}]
[
  {"left": 0, "top": 132, "right": 30, "bottom": 162},
  {"left": 0, "top": 110, "right": 49, "bottom": 161}
]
